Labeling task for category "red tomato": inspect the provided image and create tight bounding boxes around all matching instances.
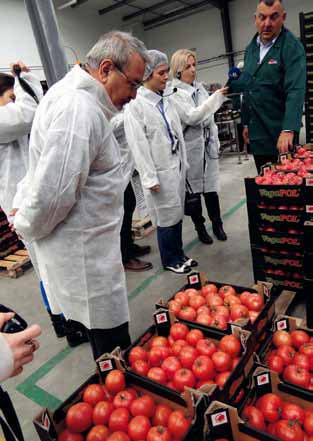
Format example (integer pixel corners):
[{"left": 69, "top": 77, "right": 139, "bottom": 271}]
[
  {"left": 125, "top": 388, "right": 137, "bottom": 400},
  {"left": 58, "top": 431, "right": 84, "bottom": 441},
  {"left": 211, "top": 306, "right": 230, "bottom": 321},
  {"left": 147, "top": 426, "right": 172, "bottom": 441},
  {"left": 304, "top": 412, "right": 313, "bottom": 435},
  {"left": 162, "top": 356, "right": 182, "bottom": 380},
  {"left": 168, "top": 300, "right": 181, "bottom": 315},
  {"left": 179, "top": 346, "right": 199, "bottom": 369},
  {"left": 196, "top": 339, "right": 217, "bottom": 357},
  {"left": 174, "top": 291, "right": 189, "bottom": 306},
  {"left": 207, "top": 295, "right": 224, "bottom": 308},
  {"left": 267, "top": 354, "right": 284, "bottom": 374},
  {"left": 170, "top": 323, "right": 189, "bottom": 341},
  {"left": 83, "top": 384, "right": 106, "bottom": 408},
  {"left": 294, "top": 353, "right": 310, "bottom": 370},
  {"left": 219, "top": 335, "right": 241, "bottom": 358},
  {"left": 211, "top": 315, "right": 228, "bottom": 331},
  {"left": 277, "top": 345, "right": 296, "bottom": 365},
  {"left": 86, "top": 425, "right": 110, "bottom": 441},
  {"left": 129, "top": 346, "right": 147, "bottom": 365},
  {"left": 202, "top": 284, "right": 218, "bottom": 296},
  {"left": 107, "top": 433, "right": 130, "bottom": 441},
  {"left": 215, "top": 371, "right": 231, "bottom": 388},
  {"left": 132, "top": 359, "right": 149, "bottom": 376},
  {"left": 283, "top": 365, "right": 310, "bottom": 388},
  {"left": 291, "top": 330, "right": 310, "bottom": 349},
  {"left": 93, "top": 401, "right": 114, "bottom": 425},
  {"left": 150, "top": 336, "right": 169, "bottom": 348},
  {"left": 275, "top": 419, "right": 305, "bottom": 441},
  {"left": 113, "top": 390, "right": 134, "bottom": 409},
  {"left": 239, "top": 291, "right": 253, "bottom": 306},
  {"left": 248, "top": 311, "right": 259, "bottom": 324},
  {"left": 149, "top": 346, "right": 171, "bottom": 367},
  {"left": 171, "top": 340, "right": 188, "bottom": 357},
  {"left": 196, "top": 314, "right": 212, "bottom": 327},
  {"left": 272, "top": 330, "right": 292, "bottom": 348},
  {"left": 108, "top": 408, "right": 130, "bottom": 432},
  {"left": 211, "top": 351, "right": 232, "bottom": 372},
  {"left": 184, "top": 288, "right": 199, "bottom": 299},
  {"left": 178, "top": 306, "right": 197, "bottom": 322},
  {"left": 245, "top": 294, "right": 264, "bottom": 312},
  {"left": 105, "top": 370, "right": 126, "bottom": 395},
  {"left": 224, "top": 295, "right": 241, "bottom": 308},
  {"left": 189, "top": 295, "right": 206, "bottom": 310},
  {"left": 281, "top": 403, "right": 305, "bottom": 424},
  {"left": 173, "top": 368, "right": 196, "bottom": 391},
  {"left": 300, "top": 344, "right": 313, "bottom": 357},
  {"left": 66, "top": 402, "right": 93, "bottom": 433},
  {"left": 186, "top": 329, "right": 204, "bottom": 346},
  {"left": 256, "top": 393, "right": 283, "bottom": 423},
  {"left": 219, "top": 286, "right": 236, "bottom": 298},
  {"left": 192, "top": 355, "right": 215, "bottom": 380},
  {"left": 130, "top": 395, "right": 155, "bottom": 418},
  {"left": 168, "top": 411, "right": 191, "bottom": 439},
  {"left": 128, "top": 415, "right": 151, "bottom": 440},
  {"left": 232, "top": 357, "right": 240, "bottom": 370},
  {"left": 147, "top": 367, "right": 167, "bottom": 385},
  {"left": 153, "top": 404, "right": 173, "bottom": 427},
  {"left": 241, "top": 406, "right": 266, "bottom": 431},
  {"left": 267, "top": 423, "right": 277, "bottom": 436},
  {"left": 197, "top": 305, "right": 211, "bottom": 316},
  {"left": 230, "top": 304, "right": 249, "bottom": 322}
]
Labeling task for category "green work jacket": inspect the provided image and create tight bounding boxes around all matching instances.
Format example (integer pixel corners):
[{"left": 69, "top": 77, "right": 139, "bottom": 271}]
[{"left": 232, "top": 28, "right": 306, "bottom": 155}]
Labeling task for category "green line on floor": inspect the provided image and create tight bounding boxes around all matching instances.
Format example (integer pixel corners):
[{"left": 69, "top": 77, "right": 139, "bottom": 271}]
[{"left": 16, "top": 197, "right": 246, "bottom": 409}]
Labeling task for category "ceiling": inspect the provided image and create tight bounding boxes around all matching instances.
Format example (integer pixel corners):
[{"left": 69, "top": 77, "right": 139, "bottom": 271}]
[{"left": 54, "top": 0, "right": 232, "bottom": 30}]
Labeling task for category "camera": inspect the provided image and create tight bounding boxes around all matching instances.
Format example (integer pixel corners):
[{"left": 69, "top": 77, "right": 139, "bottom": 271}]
[{"left": 0, "top": 305, "right": 28, "bottom": 333}]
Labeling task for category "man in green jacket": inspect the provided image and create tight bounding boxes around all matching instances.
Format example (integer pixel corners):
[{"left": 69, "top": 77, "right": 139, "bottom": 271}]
[{"left": 238, "top": 0, "right": 306, "bottom": 173}]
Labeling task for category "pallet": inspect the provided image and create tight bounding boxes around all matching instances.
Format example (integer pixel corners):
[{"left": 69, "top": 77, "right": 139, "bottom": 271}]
[
  {"left": 132, "top": 216, "right": 156, "bottom": 240},
  {"left": 0, "top": 249, "right": 31, "bottom": 278}
]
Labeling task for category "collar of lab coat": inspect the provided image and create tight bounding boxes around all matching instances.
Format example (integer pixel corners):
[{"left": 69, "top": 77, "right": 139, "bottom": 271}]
[
  {"left": 69, "top": 65, "right": 118, "bottom": 121},
  {"left": 171, "top": 78, "right": 198, "bottom": 97},
  {"left": 138, "top": 86, "right": 163, "bottom": 107}
]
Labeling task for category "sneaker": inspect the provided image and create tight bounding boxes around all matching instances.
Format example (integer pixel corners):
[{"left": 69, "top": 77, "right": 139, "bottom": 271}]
[
  {"left": 183, "top": 256, "right": 198, "bottom": 267},
  {"left": 164, "top": 263, "right": 191, "bottom": 274}
]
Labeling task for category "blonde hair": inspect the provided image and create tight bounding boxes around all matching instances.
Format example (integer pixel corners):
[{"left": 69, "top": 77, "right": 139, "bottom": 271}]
[{"left": 169, "top": 49, "right": 197, "bottom": 79}]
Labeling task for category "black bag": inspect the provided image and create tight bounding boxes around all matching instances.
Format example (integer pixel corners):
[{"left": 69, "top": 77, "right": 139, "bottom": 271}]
[{"left": 184, "top": 179, "right": 201, "bottom": 216}]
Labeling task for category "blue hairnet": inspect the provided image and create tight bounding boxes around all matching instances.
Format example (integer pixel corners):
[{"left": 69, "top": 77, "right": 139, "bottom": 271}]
[{"left": 143, "top": 50, "right": 168, "bottom": 81}]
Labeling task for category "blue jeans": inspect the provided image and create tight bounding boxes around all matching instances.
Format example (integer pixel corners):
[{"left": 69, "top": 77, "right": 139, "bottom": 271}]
[{"left": 157, "top": 220, "right": 185, "bottom": 267}]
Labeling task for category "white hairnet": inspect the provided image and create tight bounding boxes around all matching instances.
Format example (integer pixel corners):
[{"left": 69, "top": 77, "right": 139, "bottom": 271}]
[{"left": 144, "top": 50, "right": 168, "bottom": 81}]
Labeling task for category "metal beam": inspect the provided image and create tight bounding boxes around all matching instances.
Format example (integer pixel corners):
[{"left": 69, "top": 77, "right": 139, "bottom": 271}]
[
  {"left": 143, "top": 0, "right": 216, "bottom": 27},
  {"left": 220, "top": 0, "right": 234, "bottom": 68},
  {"left": 123, "top": 0, "right": 181, "bottom": 22},
  {"left": 98, "top": 0, "right": 137, "bottom": 15},
  {"left": 24, "top": 0, "right": 68, "bottom": 87}
]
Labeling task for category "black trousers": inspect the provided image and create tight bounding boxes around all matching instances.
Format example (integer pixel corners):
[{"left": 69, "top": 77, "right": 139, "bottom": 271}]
[
  {"left": 253, "top": 154, "right": 278, "bottom": 174},
  {"left": 190, "top": 191, "right": 222, "bottom": 228},
  {"left": 87, "top": 322, "right": 131, "bottom": 360},
  {"left": 120, "top": 182, "right": 136, "bottom": 263}
]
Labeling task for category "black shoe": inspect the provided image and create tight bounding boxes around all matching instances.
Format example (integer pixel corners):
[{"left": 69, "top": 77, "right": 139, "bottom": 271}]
[
  {"left": 50, "top": 314, "right": 67, "bottom": 338},
  {"left": 65, "top": 320, "right": 89, "bottom": 347},
  {"left": 124, "top": 258, "right": 153, "bottom": 272},
  {"left": 183, "top": 256, "right": 198, "bottom": 267},
  {"left": 131, "top": 243, "right": 151, "bottom": 257},
  {"left": 212, "top": 223, "right": 227, "bottom": 241},
  {"left": 196, "top": 225, "right": 213, "bottom": 245},
  {"left": 164, "top": 263, "right": 191, "bottom": 274}
]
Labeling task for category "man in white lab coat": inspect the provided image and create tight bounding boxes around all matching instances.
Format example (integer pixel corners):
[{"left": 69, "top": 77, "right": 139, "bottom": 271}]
[{"left": 14, "top": 31, "right": 149, "bottom": 360}]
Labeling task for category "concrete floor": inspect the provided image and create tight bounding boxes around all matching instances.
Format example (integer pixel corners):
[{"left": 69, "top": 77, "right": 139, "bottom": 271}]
[{"left": 0, "top": 154, "right": 305, "bottom": 440}]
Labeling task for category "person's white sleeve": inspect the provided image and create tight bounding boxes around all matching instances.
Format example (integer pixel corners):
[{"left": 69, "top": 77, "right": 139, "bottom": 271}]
[
  {"left": 0, "top": 72, "right": 43, "bottom": 144},
  {"left": 14, "top": 95, "right": 96, "bottom": 242},
  {"left": 174, "top": 90, "right": 227, "bottom": 126},
  {"left": 0, "top": 334, "right": 14, "bottom": 382},
  {"left": 13, "top": 173, "right": 30, "bottom": 209},
  {"left": 124, "top": 105, "right": 159, "bottom": 190}
]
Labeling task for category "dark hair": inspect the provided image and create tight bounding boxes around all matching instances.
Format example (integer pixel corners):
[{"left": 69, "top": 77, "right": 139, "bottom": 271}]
[
  {"left": 259, "top": 0, "right": 283, "bottom": 5},
  {"left": 0, "top": 73, "right": 14, "bottom": 97}
]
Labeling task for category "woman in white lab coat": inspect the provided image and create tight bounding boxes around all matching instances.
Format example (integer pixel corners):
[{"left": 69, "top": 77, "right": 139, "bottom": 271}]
[
  {"left": 124, "top": 50, "right": 196, "bottom": 274},
  {"left": 170, "top": 49, "right": 228, "bottom": 244}
]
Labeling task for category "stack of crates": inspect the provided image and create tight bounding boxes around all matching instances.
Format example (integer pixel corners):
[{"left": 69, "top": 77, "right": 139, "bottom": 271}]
[{"left": 0, "top": 206, "right": 24, "bottom": 259}]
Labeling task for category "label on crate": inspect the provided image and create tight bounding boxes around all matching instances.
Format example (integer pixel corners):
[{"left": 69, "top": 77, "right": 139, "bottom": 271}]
[
  {"left": 275, "top": 319, "right": 289, "bottom": 331},
  {"left": 259, "top": 189, "right": 301, "bottom": 198},
  {"left": 260, "top": 282, "right": 272, "bottom": 298},
  {"left": 155, "top": 312, "right": 168, "bottom": 324},
  {"left": 189, "top": 273, "right": 199, "bottom": 285},
  {"left": 256, "top": 373, "right": 270, "bottom": 386},
  {"left": 264, "top": 256, "right": 303, "bottom": 268},
  {"left": 260, "top": 164, "right": 272, "bottom": 176},
  {"left": 211, "top": 410, "right": 228, "bottom": 427},
  {"left": 43, "top": 411, "right": 51, "bottom": 431},
  {"left": 260, "top": 213, "right": 300, "bottom": 223},
  {"left": 307, "top": 205, "right": 313, "bottom": 213},
  {"left": 98, "top": 359, "right": 114, "bottom": 372},
  {"left": 279, "top": 154, "right": 288, "bottom": 163},
  {"left": 306, "top": 178, "right": 313, "bottom": 187},
  {"left": 261, "top": 235, "right": 301, "bottom": 246}
]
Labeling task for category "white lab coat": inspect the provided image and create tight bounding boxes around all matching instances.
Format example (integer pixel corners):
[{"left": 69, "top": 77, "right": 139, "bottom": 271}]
[
  {"left": 170, "top": 79, "right": 225, "bottom": 194},
  {"left": 0, "top": 72, "right": 42, "bottom": 216},
  {"left": 14, "top": 65, "right": 129, "bottom": 330},
  {"left": 124, "top": 87, "right": 188, "bottom": 228}
]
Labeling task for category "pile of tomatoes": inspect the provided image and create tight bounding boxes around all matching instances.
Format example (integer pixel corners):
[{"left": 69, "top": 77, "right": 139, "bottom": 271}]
[
  {"left": 166, "top": 285, "right": 264, "bottom": 329},
  {"left": 58, "top": 369, "right": 192, "bottom": 441},
  {"left": 128, "top": 323, "right": 242, "bottom": 391},
  {"left": 264, "top": 329, "right": 313, "bottom": 390},
  {"left": 242, "top": 393, "right": 313, "bottom": 441}
]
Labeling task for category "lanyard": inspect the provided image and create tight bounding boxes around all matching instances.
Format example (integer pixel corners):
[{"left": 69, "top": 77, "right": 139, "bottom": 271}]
[{"left": 157, "top": 99, "right": 176, "bottom": 147}]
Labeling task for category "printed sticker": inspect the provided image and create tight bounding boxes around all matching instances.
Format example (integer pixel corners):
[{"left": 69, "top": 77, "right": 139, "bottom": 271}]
[
  {"left": 257, "top": 373, "right": 270, "bottom": 386},
  {"left": 190, "top": 275, "right": 199, "bottom": 284},
  {"left": 276, "top": 319, "right": 288, "bottom": 330},
  {"left": 211, "top": 411, "right": 228, "bottom": 427},
  {"left": 156, "top": 313, "right": 168, "bottom": 324},
  {"left": 99, "top": 359, "right": 113, "bottom": 372}
]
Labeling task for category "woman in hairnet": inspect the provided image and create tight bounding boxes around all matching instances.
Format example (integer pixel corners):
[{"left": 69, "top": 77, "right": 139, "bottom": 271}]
[
  {"left": 124, "top": 50, "right": 196, "bottom": 274},
  {"left": 170, "top": 49, "right": 228, "bottom": 244}
]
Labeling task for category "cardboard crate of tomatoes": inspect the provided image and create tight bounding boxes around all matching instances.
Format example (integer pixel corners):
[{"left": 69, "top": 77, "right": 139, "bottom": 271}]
[
  {"left": 155, "top": 273, "right": 276, "bottom": 344},
  {"left": 33, "top": 353, "right": 207, "bottom": 441},
  {"left": 123, "top": 309, "right": 254, "bottom": 407},
  {"left": 203, "top": 366, "right": 313, "bottom": 441}
]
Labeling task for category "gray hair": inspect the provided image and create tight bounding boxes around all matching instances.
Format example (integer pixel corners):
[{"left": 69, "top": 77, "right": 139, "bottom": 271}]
[
  {"left": 258, "top": 0, "right": 283, "bottom": 6},
  {"left": 86, "top": 30, "right": 149, "bottom": 70}
]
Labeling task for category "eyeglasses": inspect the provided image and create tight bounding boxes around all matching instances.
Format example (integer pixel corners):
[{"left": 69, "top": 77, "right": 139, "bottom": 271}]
[{"left": 114, "top": 64, "right": 143, "bottom": 90}]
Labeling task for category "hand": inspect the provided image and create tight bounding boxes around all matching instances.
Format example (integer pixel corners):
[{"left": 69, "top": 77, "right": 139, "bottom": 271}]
[
  {"left": 216, "top": 87, "right": 229, "bottom": 96},
  {"left": 243, "top": 127, "right": 250, "bottom": 145},
  {"left": 8, "top": 208, "right": 18, "bottom": 232},
  {"left": 150, "top": 185, "right": 161, "bottom": 193},
  {"left": 3, "top": 324, "right": 41, "bottom": 377},
  {"left": 10, "top": 61, "right": 29, "bottom": 76},
  {"left": 277, "top": 132, "right": 294, "bottom": 154}
]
